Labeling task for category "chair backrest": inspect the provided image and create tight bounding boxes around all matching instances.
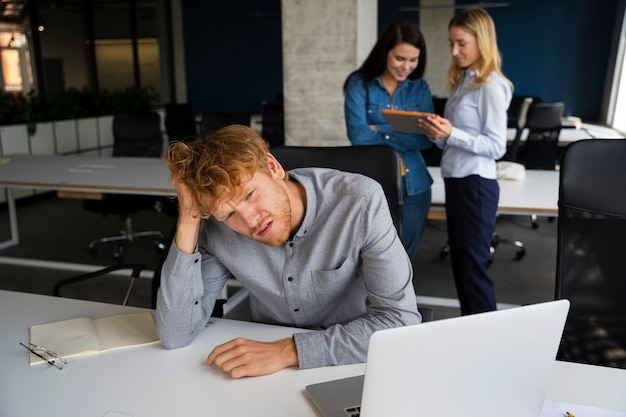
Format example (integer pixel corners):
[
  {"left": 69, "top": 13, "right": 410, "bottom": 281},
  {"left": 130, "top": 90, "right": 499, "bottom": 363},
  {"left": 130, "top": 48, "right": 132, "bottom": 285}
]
[
  {"left": 113, "top": 111, "right": 163, "bottom": 157},
  {"left": 198, "top": 112, "right": 251, "bottom": 135},
  {"left": 555, "top": 138, "right": 626, "bottom": 369},
  {"left": 164, "top": 103, "right": 197, "bottom": 142},
  {"left": 271, "top": 145, "right": 404, "bottom": 239},
  {"left": 518, "top": 102, "right": 564, "bottom": 169},
  {"left": 502, "top": 96, "right": 534, "bottom": 162},
  {"left": 261, "top": 102, "right": 285, "bottom": 148},
  {"left": 507, "top": 95, "right": 534, "bottom": 130}
]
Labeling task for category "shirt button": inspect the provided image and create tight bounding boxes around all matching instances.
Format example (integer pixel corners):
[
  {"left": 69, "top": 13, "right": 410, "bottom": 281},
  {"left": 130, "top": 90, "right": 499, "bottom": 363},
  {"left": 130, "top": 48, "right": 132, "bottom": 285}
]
[
  {"left": 385, "top": 135, "right": 390, "bottom": 140},
  {"left": 293, "top": 308, "right": 299, "bottom": 312},
  {"left": 287, "top": 277, "right": 293, "bottom": 282},
  {"left": 289, "top": 242, "right": 294, "bottom": 248},
  {"left": 194, "top": 258, "right": 199, "bottom": 263}
]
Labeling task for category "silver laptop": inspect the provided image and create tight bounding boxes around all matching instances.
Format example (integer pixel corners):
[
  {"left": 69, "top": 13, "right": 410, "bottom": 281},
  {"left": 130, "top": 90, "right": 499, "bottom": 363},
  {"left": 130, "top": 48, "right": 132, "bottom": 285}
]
[{"left": 305, "top": 300, "right": 570, "bottom": 417}]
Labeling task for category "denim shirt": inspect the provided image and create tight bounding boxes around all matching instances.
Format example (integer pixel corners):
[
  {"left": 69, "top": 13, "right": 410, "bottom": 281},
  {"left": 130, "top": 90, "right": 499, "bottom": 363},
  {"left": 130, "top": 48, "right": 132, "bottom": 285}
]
[{"left": 344, "top": 73, "right": 434, "bottom": 196}]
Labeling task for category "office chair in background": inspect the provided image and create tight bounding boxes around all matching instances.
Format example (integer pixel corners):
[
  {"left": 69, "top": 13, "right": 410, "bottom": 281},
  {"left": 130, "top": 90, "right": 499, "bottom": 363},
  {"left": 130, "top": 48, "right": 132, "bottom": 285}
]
[
  {"left": 261, "top": 101, "right": 285, "bottom": 148},
  {"left": 198, "top": 112, "right": 251, "bottom": 135},
  {"left": 555, "top": 139, "right": 626, "bottom": 369},
  {"left": 53, "top": 263, "right": 147, "bottom": 306},
  {"left": 272, "top": 145, "right": 432, "bottom": 322},
  {"left": 517, "top": 102, "right": 564, "bottom": 170},
  {"left": 503, "top": 96, "right": 534, "bottom": 162},
  {"left": 84, "top": 111, "right": 168, "bottom": 261},
  {"left": 164, "top": 103, "right": 197, "bottom": 142}
]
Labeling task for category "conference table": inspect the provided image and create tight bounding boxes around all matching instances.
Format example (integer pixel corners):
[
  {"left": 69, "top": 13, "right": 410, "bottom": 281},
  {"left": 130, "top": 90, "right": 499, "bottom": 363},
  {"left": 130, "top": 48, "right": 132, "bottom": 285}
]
[
  {"left": 0, "top": 154, "right": 175, "bottom": 250},
  {"left": 427, "top": 166, "right": 559, "bottom": 219},
  {"left": 1, "top": 290, "right": 625, "bottom": 417},
  {"left": 0, "top": 154, "right": 560, "bottom": 251}
]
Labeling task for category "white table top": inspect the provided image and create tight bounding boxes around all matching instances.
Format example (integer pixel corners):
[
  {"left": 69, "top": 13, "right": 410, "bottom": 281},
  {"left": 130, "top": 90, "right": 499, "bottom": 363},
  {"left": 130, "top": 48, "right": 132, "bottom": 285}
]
[
  {"left": 0, "top": 154, "right": 559, "bottom": 215},
  {"left": 428, "top": 166, "right": 560, "bottom": 215},
  {"left": 0, "top": 154, "right": 175, "bottom": 196},
  {"left": 507, "top": 122, "right": 625, "bottom": 144},
  {"left": 1, "top": 290, "right": 625, "bottom": 417}
]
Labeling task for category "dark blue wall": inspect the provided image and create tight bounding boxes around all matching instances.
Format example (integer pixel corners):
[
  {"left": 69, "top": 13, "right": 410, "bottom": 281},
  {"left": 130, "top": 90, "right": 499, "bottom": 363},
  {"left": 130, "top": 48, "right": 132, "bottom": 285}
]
[
  {"left": 181, "top": 0, "right": 620, "bottom": 122},
  {"left": 181, "top": 0, "right": 283, "bottom": 115}
]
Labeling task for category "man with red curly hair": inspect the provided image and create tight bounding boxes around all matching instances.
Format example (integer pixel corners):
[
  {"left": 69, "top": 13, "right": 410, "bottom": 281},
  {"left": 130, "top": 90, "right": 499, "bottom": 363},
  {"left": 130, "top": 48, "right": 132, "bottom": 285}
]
[{"left": 156, "top": 124, "right": 421, "bottom": 378}]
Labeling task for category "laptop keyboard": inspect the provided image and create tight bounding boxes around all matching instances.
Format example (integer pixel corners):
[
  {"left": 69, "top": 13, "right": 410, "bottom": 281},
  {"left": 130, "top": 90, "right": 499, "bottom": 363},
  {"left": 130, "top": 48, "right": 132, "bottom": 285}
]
[{"left": 344, "top": 405, "right": 361, "bottom": 417}]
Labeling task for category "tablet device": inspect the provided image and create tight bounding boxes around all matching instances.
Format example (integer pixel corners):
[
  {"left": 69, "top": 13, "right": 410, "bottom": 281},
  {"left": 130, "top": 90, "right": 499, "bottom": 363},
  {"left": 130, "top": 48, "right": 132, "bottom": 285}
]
[{"left": 381, "top": 109, "right": 437, "bottom": 135}]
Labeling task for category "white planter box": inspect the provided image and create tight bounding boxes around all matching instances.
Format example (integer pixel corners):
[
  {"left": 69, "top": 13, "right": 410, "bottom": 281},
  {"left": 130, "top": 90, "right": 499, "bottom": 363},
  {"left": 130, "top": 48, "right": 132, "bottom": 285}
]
[
  {"left": 0, "top": 124, "right": 29, "bottom": 156},
  {"left": 54, "top": 119, "right": 79, "bottom": 155},
  {"left": 0, "top": 124, "right": 35, "bottom": 202},
  {"left": 77, "top": 117, "right": 99, "bottom": 152},
  {"left": 30, "top": 122, "right": 56, "bottom": 155},
  {"left": 98, "top": 115, "right": 114, "bottom": 151}
]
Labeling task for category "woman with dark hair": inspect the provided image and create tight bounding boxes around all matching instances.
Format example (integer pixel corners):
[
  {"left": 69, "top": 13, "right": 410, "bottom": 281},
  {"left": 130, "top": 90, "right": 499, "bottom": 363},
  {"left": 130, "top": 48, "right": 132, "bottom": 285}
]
[
  {"left": 418, "top": 8, "right": 513, "bottom": 315},
  {"left": 343, "top": 20, "right": 434, "bottom": 261}
]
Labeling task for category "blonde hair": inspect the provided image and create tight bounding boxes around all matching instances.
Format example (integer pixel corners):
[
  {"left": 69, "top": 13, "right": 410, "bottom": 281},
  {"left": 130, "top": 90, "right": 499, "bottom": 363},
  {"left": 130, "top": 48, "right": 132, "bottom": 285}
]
[
  {"left": 165, "top": 124, "right": 270, "bottom": 215},
  {"left": 445, "top": 7, "right": 512, "bottom": 92}
]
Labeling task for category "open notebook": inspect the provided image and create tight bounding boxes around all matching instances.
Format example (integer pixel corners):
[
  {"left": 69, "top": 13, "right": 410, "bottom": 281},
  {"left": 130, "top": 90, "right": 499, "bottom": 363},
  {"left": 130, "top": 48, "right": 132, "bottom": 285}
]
[
  {"left": 28, "top": 312, "right": 160, "bottom": 364},
  {"left": 306, "top": 300, "right": 570, "bottom": 417}
]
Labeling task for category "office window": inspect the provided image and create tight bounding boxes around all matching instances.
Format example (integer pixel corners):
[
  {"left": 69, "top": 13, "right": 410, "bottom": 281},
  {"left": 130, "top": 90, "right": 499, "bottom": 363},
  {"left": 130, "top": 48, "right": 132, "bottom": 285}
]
[{"left": 608, "top": 6, "right": 626, "bottom": 132}]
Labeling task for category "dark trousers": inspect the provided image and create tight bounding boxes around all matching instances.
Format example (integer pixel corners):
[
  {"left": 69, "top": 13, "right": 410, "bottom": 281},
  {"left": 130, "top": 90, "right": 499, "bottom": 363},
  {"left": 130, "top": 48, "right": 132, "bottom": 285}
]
[{"left": 444, "top": 176, "right": 499, "bottom": 315}]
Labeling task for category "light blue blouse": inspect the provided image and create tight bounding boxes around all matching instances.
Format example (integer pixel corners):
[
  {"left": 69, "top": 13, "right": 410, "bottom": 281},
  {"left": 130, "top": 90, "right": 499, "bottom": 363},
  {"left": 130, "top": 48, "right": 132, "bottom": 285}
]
[{"left": 433, "top": 69, "right": 512, "bottom": 179}]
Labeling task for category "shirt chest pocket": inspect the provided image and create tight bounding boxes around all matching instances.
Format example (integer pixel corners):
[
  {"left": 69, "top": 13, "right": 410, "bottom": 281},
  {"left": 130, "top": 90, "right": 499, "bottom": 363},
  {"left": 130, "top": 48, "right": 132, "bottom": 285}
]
[{"left": 310, "top": 256, "right": 360, "bottom": 308}]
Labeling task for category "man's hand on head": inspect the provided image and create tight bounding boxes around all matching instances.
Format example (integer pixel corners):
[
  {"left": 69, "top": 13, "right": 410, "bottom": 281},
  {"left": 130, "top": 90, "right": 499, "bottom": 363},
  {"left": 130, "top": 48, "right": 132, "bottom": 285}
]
[{"left": 206, "top": 337, "right": 299, "bottom": 378}]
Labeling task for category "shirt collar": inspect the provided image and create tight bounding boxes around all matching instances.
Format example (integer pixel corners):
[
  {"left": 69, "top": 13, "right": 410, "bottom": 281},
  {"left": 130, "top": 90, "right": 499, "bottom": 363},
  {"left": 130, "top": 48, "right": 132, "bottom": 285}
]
[{"left": 285, "top": 171, "right": 316, "bottom": 240}]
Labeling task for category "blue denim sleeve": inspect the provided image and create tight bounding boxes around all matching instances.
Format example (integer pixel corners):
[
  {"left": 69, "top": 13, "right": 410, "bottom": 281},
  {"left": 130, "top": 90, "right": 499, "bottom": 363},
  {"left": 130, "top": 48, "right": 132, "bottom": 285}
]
[{"left": 344, "top": 75, "right": 433, "bottom": 152}]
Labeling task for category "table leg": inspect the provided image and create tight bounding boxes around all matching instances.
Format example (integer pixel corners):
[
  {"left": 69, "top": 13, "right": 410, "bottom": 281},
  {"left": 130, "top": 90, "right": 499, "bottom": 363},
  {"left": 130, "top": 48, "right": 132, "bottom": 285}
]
[{"left": 0, "top": 187, "right": 19, "bottom": 250}]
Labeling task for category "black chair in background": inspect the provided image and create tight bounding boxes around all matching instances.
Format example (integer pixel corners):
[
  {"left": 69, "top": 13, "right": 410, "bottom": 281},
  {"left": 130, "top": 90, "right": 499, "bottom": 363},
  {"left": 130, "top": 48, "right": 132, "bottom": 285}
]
[
  {"left": 164, "top": 103, "right": 197, "bottom": 142},
  {"left": 272, "top": 145, "right": 404, "bottom": 238},
  {"left": 198, "top": 112, "right": 251, "bottom": 135},
  {"left": 517, "top": 102, "right": 564, "bottom": 170},
  {"left": 272, "top": 145, "right": 432, "bottom": 321},
  {"left": 261, "top": 101, "right": 285, "bottom": 148},
  {"left": 84, "top": 111, "right": 168, "bottom": 260},
  {"left": 555, "top": 139, "right": 626, "bottom": 369},
  {"left": 53, "top": 264, "right": 147, "bottom": 306},
  {"left": 503, "top": 96, "right": 534, "bottom": 162}
]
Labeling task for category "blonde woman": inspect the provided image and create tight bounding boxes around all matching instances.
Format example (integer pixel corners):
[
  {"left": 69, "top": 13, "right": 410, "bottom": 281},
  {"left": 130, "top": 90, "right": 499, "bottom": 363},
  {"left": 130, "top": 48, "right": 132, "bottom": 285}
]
[{"left": 419, "top": 8, "right": 513, "bottom": 315}]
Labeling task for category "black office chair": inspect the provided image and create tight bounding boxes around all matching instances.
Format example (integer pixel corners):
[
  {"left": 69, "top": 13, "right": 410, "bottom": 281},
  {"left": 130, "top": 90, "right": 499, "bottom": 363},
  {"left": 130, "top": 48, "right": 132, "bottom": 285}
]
[
  {"left": 164, "top": 103, "right": 197, "bottom": 142},
  {"left": 503, "top": 96, "right": 534, "bottom": 162},
  {"left": 272, "top": 145, "right": 432, "bottom": 321},
  {"left": 198, "top": 112, "right": 251, "bottom": 135},
  {"left": 517, "top": 102, "right": 564, "bottom": 170},
  {"left": 261, "top": 101, "right": 285, "bottom": 148},
  {"left": 84, "top": 111, "right": 168, "bottom": 260},
  {"left": 53, "top": 264, "right": 147, "bottom": 306},
  {"left": 555, "top": 139, "right": 626, "bottom": 369}
]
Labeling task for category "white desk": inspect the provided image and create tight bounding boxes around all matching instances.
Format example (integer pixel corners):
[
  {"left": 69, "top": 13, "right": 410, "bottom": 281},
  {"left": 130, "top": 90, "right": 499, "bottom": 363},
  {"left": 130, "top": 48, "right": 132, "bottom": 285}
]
[
  {"left": 507, "top": 122, "right": 625, "bottom": 145},
  {"left": 1, "top": 290, "right": 625, "bottom": 417},
  {"left": 0, "top": 154, "right": 175, "bottom": 250},
  {"left": 1, "top": 155, "right": 560, "bottom": 249},
  {"left": 427, "top": 166, "right": 559, "bottom": 218}
]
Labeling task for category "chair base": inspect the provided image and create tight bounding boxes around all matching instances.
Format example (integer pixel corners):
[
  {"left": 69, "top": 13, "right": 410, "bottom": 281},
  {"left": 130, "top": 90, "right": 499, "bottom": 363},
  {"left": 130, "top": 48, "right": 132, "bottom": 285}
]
[
  {"left": 88, "top": 230, "right": 166, "bottom": 260},
  {"left": 438, "top": 232, "right": 525, "bottom": 267}
]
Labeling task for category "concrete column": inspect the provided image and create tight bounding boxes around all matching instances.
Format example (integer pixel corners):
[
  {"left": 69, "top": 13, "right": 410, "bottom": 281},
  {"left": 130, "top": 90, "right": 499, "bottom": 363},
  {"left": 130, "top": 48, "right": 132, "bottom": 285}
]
[
  {"left": 281, "top": 0, "right": 377, "bottom": 146},
  {"left": 419, "top": 0, "right": 455, "bottom": 99}
]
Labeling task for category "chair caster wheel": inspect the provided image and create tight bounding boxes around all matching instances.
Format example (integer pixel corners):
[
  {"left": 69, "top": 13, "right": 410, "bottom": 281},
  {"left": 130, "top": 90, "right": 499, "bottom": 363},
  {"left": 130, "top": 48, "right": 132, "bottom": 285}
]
[
  {"left": 114, "top": 245, "right": 125, "bottom": 262},
  {"left": 515, "top": 249, "right": 526, "bottom": 260}
]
